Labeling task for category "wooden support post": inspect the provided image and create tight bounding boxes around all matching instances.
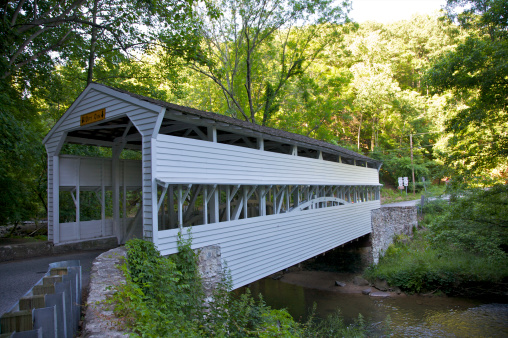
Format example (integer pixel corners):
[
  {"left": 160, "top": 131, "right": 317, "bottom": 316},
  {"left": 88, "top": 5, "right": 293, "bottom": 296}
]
[
  {"left": 242, "top": 186, "right": 248, "bottom": 219},
  {"left": 203, "top": 185, "right": 208, "bottom": 224},
  {"left": 258, "top": 137, "right": 264, "bottom": 150},
  {"left": 76, "top": 158, "right": 80, "bottom": 240},
  {"left": 101, "top": 159, "right": 105, "bottom": 237},
  {"left": 285, "top": 186, "right": 290, "bottom": 211},
  {"left": 259, "top": 186, "right": 266, "bottom": 216},
  {"left": 208, "top": 126, "right": 217, "bottom": 143},
  {"left": 177, "top": 185, "right": 183, "bottom": 229},
  {"left": 226, "top": 186, "right": 231, "bottom": 221},
  {"left": 168, "top": 185, "right": 175, "bottom": 228},
  {"left": 209, "top": 184, "right": 219, "bottom": 224},
  {"left": 122, "top": 161, "right": 127, "bottom": 239},
  {"left": 112, "top": 145, "right": 121, "bottom": 243},
  {"left": 52, "top": 156, "right": 60, "bottom": 244}
]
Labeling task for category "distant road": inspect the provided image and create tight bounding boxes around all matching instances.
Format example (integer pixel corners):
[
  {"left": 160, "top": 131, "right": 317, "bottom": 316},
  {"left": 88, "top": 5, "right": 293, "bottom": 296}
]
[
  {"left": 0, "top": 250, "right": 106, "bottom": 316},
  {"left": 382, "top": 195, "right": 449, "bottom": 208},
  {"left": 382, "top": 199, "right": 421, "bottom": 207}
]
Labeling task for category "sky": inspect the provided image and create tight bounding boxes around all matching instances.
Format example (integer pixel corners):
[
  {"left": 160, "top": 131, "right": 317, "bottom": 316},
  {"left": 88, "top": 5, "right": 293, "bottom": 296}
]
[{"left": 349, "top": 0, "right": 449, "bottom": 24}]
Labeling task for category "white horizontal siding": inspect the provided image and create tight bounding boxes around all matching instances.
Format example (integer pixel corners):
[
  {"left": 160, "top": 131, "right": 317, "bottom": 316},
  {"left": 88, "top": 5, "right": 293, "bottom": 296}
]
[
  {"left": 59, "top": 156, "right": 141, "bottom": 188},
  {"left": 59, "top": 219, "right": 113, "bottom": 242},
  {"left": 45, "top": 89, "right": 158, "bottom": 141},
  {"left": 155, "top": 135, "right": 379, "bottom": 186},
  {"left": 45, "top": 131, "right": 65, "bottom": 156},
  {"left": 158, "top": 200, "right": 380, "bottom": 289}
]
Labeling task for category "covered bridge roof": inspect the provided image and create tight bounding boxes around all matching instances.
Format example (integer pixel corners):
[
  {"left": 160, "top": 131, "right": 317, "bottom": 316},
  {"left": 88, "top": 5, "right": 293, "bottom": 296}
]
[{"left": 45, "top": 83, "right": 381, "bottom": 167}]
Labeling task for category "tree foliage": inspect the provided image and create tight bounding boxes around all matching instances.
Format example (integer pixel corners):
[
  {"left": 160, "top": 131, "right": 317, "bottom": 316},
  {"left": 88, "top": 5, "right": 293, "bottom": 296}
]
[
  {"left": 427, "top": 0, "right": 508, "bottom": 178},
  {"left": 111, "top": 235, "right": 372, "bottom": 337},
  {"left": 187, "top": 0, "right": 352, "bottom": 125}
]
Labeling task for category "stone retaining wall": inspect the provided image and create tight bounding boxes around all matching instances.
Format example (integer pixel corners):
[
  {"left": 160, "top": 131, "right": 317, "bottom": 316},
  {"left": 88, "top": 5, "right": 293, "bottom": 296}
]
[
  {"left": 371, "top": 206, "right": 417, "bottom": 264},
  {"left": 83, "top": 244, "right": 223, "bottom": 336},
  {"left": 83, "top": 247, "right": 129, "bottom": 338},
  {"left": 0, "top": 237, "right": 118, "bottom": 263}
]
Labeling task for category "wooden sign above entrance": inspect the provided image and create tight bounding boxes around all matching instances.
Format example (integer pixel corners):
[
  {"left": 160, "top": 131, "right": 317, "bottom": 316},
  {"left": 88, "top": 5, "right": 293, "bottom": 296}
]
[{"left": 80, "top": 108, "right": 106, "bottom": 126}]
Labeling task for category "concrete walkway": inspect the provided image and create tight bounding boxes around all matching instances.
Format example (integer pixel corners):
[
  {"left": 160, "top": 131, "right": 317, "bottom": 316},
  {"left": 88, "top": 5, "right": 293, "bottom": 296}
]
[{"left": 0, "top": 250, "right": 107, "bottom": 316}]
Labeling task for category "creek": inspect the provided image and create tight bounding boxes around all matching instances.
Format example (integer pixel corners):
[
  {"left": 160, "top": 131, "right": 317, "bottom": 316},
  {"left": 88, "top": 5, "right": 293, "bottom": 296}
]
[{"left": 244, "top": 277, "right": 508, "bottom": 337}]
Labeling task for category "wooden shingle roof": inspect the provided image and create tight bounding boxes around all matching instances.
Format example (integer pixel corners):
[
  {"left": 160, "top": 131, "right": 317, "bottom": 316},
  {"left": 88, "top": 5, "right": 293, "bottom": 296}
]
[{"left": 97, "top": 83, "right": 381, "bottom": 167}]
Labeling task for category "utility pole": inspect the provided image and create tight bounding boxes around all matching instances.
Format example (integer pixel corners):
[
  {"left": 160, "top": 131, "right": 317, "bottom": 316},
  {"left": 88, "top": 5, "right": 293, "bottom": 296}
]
[{"left": 410, "top": 133, "right": 415, "bottom": 194}]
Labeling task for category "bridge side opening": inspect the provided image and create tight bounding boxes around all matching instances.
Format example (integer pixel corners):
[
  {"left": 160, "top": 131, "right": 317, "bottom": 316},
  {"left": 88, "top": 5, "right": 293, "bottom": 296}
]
[{"left": 157, "top": 183, "right": 381, "bottom": 231}]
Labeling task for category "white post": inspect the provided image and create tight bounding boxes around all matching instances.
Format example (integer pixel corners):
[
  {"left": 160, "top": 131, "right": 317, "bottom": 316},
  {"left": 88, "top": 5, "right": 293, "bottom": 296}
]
[
  {"left": 178, "top": 185, "right": 183, "bottom": 229},
  {"left": 259, "top": 186, "right": 266, "bottom": 216},
  {"left": 243, "top": 186, "right": 248, "bottom": 219},
  {"left": 52, "top": 156, "right": 60, "bottom": 244},
  {"left": 203, "top": 185, "right": 208, "bottom": 225},
  {"left": 76, "top": 158, "right": 80, "bottom": 240},
  {"left": 226, "top": 186, "right": 231, "bottom": 221},
  {"left": 168, "top": 185, "right": 175, "bottom": 227},
  {"left": 101, "top": 159, "right": 105, "bottom": 237},
  {"left": 112, "top": 144, "right": 121, "bottom": 244},
  {"left": 122, "top": 161, "right": 127, "bottom": 240}
]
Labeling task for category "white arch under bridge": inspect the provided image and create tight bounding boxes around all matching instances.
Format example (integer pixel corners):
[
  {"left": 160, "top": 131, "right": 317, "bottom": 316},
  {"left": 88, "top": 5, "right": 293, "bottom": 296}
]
[{"left": 43, "top": 83, "right": 382, "bottom": 289}]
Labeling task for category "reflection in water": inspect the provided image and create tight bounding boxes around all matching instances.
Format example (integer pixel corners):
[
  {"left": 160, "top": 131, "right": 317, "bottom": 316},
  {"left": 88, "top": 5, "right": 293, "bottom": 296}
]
[{"left": 243, "top": 278, "right": 508, "bottom": 337}]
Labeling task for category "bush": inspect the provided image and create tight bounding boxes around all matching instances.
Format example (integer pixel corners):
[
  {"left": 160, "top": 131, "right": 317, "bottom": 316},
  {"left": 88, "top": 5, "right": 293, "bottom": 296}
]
[
  {"left": 366, "top": 186, "right": 508, "bottom": 295},
  {"left": 111, "top": 233, "right": 376, "bottom": 337}
]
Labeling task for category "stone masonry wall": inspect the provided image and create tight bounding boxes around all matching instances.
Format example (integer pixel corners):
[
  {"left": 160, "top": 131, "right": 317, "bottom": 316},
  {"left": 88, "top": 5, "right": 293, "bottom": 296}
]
[
  {"left": 371, "top": 206, "right": 417, "bottom": 264},
  {"left": 197, "top": 245, "right": 223, "bottom": 299},
  {"left": 83, "top": 247, "right": 129, "bottom": 338},
  {"left": 84, "top": 244, "right": 223, "bottom": 336}
]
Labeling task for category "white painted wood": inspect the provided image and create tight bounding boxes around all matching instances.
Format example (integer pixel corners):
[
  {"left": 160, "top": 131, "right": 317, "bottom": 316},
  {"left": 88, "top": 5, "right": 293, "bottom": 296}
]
[
  {"left": 44, "top": 84, "right": 162, "bottom": 145},
  {"left": 52, "top": 156, "right": 59, "bottom": 243},
  {"left": 59, "top": 156, "right": 141, "bottom": 189},
  {"left": 151, "top": 140, "right": 159, "bottom": 247},
  {"left": 59, "top": 219, "right": 114, "bottom": 242},
  {"left": 112, "top": 145, "right": 121, "bottom": 244},
  {"left": 157, "top": 200, "right": 380, "bottom": 289},
  {"left": 155, "top": 135, "right": 379, "bottom": 186}
]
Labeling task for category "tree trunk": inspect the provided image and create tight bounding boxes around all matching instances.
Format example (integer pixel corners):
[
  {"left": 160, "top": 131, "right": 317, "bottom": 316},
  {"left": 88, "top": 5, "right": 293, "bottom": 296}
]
[
  {"left": 357, "top": 113, "right": 363, "bottom": 150},
  {"left": 87, "top": 0, "right": 99, "bottom": 85}
]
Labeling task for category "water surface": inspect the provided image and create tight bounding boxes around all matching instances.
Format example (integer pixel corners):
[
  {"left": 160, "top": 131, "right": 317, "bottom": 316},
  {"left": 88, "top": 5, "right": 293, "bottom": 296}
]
[{"left": 244, "top": 278, "right": 508, "bottom": 337}]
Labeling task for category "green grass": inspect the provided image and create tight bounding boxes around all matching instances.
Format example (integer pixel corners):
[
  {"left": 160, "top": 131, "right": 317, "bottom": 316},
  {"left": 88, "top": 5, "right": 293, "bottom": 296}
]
[
  {"left": 365, "top": 230, "right": 508, "bottom": 296},
  {"left": 380, "top": 184, "right": 446, "bottom": 205}
]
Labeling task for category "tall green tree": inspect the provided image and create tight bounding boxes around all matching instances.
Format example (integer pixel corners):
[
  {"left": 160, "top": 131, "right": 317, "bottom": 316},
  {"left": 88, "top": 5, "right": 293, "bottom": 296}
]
[
  {"left": 1, "top": 0, "right": 214, "bottom": 86},
  {"left": 187, "top": 0, "right": 352, "bottom": 125},
  {"left": 427, "top": 0, "right": 508, "bottom": 178}
]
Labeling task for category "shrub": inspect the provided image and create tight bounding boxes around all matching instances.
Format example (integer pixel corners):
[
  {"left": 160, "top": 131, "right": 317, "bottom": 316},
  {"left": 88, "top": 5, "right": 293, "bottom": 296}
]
[{"left": 111, "top": 232, "right": 376, "bottom": 337}]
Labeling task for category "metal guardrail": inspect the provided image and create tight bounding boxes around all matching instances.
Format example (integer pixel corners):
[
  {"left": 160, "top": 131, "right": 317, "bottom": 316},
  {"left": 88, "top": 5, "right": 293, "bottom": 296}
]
[{"left": 0, "top": 260, "right": 82, "bottom": 338}]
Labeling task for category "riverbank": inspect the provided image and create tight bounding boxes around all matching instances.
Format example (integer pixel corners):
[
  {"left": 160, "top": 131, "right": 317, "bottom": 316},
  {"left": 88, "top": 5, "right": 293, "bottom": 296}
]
[{"left": 273, "top": 270, "right": 403, "bottom": 297}]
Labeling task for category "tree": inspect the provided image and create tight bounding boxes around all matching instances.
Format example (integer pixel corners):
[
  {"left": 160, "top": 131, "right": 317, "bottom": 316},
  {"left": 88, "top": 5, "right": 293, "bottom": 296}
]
[
  {"left": 427, "top": 0, "right": 508, "bottom": 178},
  {"left": 1, "top": 0, "right": 211, "bottom": 85},
  {"left": 0, "top": 84, "right": 46, "bottom": 227},
  {"left": 187, "top": 0, "right": 352, "bottom": 125}
]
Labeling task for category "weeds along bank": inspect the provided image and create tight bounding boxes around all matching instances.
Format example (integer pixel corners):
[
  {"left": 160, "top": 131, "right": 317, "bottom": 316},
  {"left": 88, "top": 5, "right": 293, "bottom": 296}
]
[
  {"left": 108, "top": 235, "right": 379, "bottom": 337},
  {"left": 366, "top": 184, "right": 508, "bottom": 297}
]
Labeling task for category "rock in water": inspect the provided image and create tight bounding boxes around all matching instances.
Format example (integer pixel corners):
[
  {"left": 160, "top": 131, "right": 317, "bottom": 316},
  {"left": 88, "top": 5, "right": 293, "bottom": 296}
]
[
  {"left": 353, "top": 276, "right": 369, "bottom": 286},
  {"left": 370, "top": 292, "right": 390, "bottom": 297},
  {"left": 374, "top": 278, "right": 389, "bottom": 291},
  {"left": 362, "top": 288, "right": 372, "bottom": 295},
  {"left": 335, "top": 281, "right": 346, "bottom": 287}
]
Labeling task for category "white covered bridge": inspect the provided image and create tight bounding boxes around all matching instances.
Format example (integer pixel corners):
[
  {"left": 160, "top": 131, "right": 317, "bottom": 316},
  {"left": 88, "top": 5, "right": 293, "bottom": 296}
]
[{"left": 44, "top": 83, "right": 382, "bottom": 289}]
